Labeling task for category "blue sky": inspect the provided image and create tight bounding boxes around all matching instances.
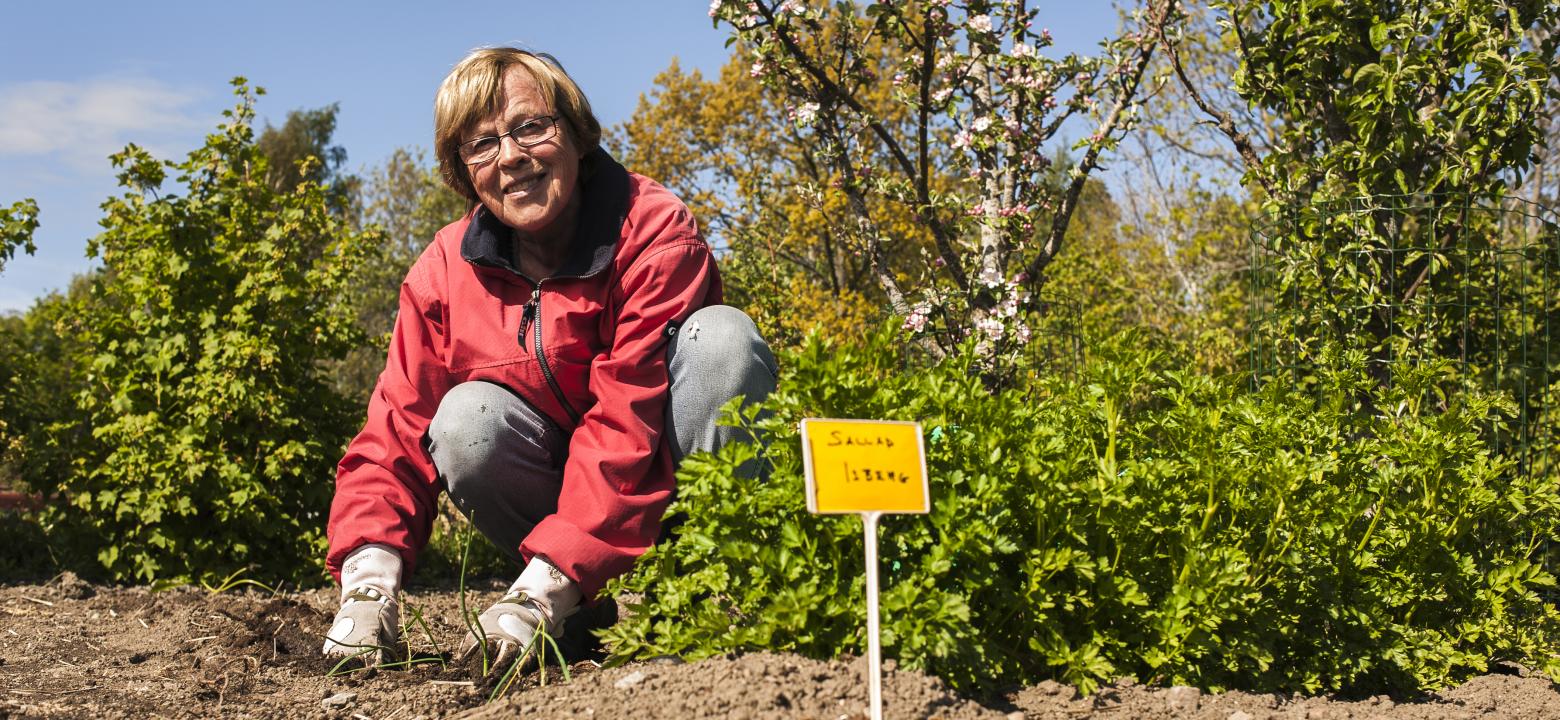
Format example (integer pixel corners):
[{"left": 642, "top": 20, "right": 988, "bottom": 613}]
[{"left": 0, "top": 1, "right": 1121, "bottom": 312}]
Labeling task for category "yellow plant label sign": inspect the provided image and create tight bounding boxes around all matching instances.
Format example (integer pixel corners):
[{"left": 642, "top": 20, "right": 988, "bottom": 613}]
[{"left": 801, "top": 418, "right": 929, "bottom": 514}]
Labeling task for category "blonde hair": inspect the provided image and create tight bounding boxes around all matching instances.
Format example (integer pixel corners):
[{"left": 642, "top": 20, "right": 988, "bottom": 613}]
[{"left": 433, "top": 47, "right": 602, "bottom": 202}]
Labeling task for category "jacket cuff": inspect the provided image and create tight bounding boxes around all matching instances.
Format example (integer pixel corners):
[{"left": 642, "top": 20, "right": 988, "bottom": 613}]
[
  {"left": 339, "top": 543, "right": 403, "bottom": 603},
  {"left": 521, "top": 516, "right": 643, "bottom": 600},
  {"left": 508, "top": 556, "right": 583, "bottom": 623}
]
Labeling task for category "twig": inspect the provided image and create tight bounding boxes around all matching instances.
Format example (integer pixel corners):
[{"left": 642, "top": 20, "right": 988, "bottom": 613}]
[
  {"left": 757, "top": 2, "right": 917, "bottom": 182},
  {"left": 272, "top": 620, "right": 286, "bottom": 661},
  {"left": 755, "top": 0, "right": 968, "bottom": 295},
  {"left": 429, "top": 680, "right": 476, "bottom": 687},
  {"left": 1157, "top": 3, "right": 1273, "bottom": 196},
  {"left": 47, "top": 686, "right": 98, "bottom": 696},
  {"left": 20, "top": 596, "right": 55, "bottom": 607},
  {"left": 138, "top": 618, "right": 150, "bottom": 629},
  {"left": 1030, "top": 0, "right": 1176, "bottom": 284},
  {"left": 186, "top": 635, "right": 218, "bottom": 643}
]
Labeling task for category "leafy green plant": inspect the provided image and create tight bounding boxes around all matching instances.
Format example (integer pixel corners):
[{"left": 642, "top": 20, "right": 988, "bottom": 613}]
[
  {"left": 0, "top": 281, "right": 93, "bottom": 504},
  {"left": 1198, "top": 0, "right": 1559, "bottom": 205},
  {"left": 36, "top": 79, "right": 376, "bottom": 586},
  {"left": 604, "top": 325, "right": 1560, "bottom": 694}
]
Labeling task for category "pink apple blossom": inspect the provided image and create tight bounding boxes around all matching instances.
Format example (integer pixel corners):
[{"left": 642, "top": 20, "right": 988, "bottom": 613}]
[
  {"left": 794, "top": 101, "right": 820, "bottom": 125},
  {"left": 903, "top": 302, "right": 932, "bottom": 333},
  {"left": 977, "top": 317, "right": 1006, "bottom": 342}
]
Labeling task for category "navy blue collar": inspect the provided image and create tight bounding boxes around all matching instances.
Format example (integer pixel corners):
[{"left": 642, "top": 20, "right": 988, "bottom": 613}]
[{"left": 460, "top": 148, "right": 630, "bottom": 280}]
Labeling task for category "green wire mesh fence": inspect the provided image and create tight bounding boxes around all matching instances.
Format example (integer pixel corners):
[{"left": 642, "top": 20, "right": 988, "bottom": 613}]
[
  {"left": 1247, "top": 193, "right": 1560, "bottom": 579},
  {"left": 1026, "top": 293, "right": 1085, "bottom": 382}
]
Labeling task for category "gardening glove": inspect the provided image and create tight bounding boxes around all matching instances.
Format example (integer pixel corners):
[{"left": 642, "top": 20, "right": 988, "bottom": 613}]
[
  {"left": 322, "top": 544, "right": 403, "bottom": 667},
  {"left": 458, "top": 555, "right": 580, "bottom": 673}
]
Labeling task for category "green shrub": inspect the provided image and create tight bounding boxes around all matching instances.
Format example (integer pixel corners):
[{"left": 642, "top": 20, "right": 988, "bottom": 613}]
[
  {"left": 36, "top": 80, "right": 375, "bottom": 586},
  {"left": 0, "top": 280, "right": 94, "bottom": 501},
  {"left": 603, "top": 327, "right": 1560, "bottom": 694}
]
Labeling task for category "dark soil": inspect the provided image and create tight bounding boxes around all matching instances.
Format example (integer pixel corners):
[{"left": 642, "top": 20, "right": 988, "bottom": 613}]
[{"left": 1, "top": 578, "right": 1556, "bottom": 719}]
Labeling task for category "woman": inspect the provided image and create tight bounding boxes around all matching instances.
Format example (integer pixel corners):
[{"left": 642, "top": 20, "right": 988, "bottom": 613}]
[{"left": 321, "top": 47, "right": 776, "bottom": 668}]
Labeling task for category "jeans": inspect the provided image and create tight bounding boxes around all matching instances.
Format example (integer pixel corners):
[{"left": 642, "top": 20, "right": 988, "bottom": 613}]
[{"left": 424, "top": 305, "right": 778, "bottom": 565}]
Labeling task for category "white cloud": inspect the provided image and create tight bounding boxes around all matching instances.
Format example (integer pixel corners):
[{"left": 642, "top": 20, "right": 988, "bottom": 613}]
[{"left": 0, "top": 76, "right": 205, "bottom": 170}]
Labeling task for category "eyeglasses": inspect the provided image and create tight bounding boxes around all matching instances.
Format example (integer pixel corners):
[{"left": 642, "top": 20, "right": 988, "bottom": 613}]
[{"left": 458, "top": 115, "right": 560, "bottom": 165}]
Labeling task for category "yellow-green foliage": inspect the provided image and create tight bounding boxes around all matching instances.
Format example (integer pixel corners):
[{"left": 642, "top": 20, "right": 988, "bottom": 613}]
[
  {"left": 722, "top": 257, "right": 883, "bottom": 352},
  {"left": 1046, "top": 180, "right": 1253, "bottom": 376},
  {"left": 611, "top": 32, "right": 946, "bottom": 338}
]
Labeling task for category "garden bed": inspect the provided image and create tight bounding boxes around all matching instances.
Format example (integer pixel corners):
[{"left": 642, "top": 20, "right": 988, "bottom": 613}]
[{"left": 0, "top": 577, "right": 1554, "bottom": 719}]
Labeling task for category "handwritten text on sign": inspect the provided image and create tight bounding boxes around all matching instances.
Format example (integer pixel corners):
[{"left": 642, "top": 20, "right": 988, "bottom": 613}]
[{"left": 801, "top": 419, "right": 929, "bottom": 514}]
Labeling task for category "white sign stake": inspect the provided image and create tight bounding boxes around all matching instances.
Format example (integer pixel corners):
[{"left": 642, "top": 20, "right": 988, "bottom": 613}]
[
  {"left": 864, "top": 510, "right": 884, "bottom": 720},
  {"left": 800, "top": 419, "right": 930, "bottom": 720}
]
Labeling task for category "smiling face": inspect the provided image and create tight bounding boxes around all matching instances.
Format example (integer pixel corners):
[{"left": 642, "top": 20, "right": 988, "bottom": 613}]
[{"left": 467, "top": 67, "right": 583, "bottom": 245}]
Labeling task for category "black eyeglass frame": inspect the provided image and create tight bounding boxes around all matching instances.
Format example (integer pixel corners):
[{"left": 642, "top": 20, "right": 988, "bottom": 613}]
[{"left": 458, "top": 115, "right": 561, "bottom": 165}]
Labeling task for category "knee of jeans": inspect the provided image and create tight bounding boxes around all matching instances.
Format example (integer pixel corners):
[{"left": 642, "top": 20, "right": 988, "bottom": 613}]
[
  {"left": 427, "top": 382, "right": 510, "bottom": 495},
  {"left": 672, "top": 305, "right": 777, "bottom": 381}
]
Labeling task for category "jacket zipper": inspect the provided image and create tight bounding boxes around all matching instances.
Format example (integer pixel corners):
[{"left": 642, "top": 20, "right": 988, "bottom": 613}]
[{"left": 520, "top": 279, "right": 583, "bottom": 425}]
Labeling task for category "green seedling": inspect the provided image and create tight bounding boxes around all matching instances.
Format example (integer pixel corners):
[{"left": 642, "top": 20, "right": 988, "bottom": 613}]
[
  {"left": 323, "top": 634, "right": 448, "bottom": 678},
  {"left": 324, "top": 641, "right": 393, "bottom": 677},
  {"left": 400, "top": 601, "right": 447, "bottom": 671},
  {"left": 486, "top": 616, "right": 572, "bottom": 703},
  {"left": 201, "top": 567, "right": 278, "bottom": 596},
  {"left": 445, "top": 509, "right": 575, "bottom": 701},
  {"left": 487, "top": 639, "right": 531, "bottom": 702},
  {"left": 377, "top": 657, "right": 447, "bottom": 671},
  {"left": 457, "top": 510, "right": 492, "bottom": 675}
]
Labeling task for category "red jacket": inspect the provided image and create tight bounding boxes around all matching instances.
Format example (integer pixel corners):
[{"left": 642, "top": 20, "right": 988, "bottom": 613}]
[{"left": 326, "top": 151, "right": 720, "bottom": 598}]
